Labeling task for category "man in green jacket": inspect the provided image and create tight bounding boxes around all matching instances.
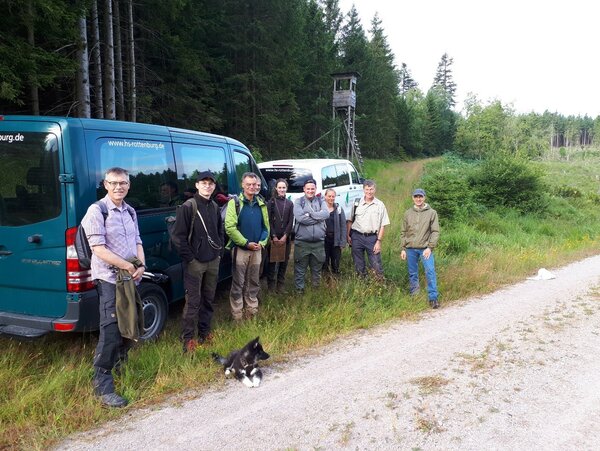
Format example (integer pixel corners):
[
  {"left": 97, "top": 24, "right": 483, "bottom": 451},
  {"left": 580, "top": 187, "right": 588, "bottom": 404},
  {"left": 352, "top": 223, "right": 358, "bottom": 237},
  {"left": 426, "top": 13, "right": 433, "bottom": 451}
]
[
  {"left": 225, "top": 172, "right": 269, "bottom": 321},
  {"left": 400, "top": 188, "right": 440, "bottom": 308}
]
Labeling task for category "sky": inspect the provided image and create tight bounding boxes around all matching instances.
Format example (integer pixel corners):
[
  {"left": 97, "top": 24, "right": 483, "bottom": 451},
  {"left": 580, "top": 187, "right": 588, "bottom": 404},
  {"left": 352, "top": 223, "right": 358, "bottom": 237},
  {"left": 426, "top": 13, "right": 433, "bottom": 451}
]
[{"left": 338, "top": 0, "right": 599, "bottom": 117}]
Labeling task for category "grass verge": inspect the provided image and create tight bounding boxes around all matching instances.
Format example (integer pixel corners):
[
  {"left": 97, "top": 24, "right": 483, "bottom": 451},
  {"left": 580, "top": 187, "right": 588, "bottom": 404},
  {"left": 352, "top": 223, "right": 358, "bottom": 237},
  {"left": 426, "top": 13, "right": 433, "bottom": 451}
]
[{"left": 2, "top": 157, "right": 600, "bottom": 449}]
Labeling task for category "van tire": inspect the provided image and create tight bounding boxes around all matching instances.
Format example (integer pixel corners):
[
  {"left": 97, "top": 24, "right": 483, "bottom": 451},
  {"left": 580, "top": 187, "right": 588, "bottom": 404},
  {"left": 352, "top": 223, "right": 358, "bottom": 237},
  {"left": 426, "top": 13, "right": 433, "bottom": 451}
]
[{"left": 138, "top": 283, "right": 168, "bottom": 341}]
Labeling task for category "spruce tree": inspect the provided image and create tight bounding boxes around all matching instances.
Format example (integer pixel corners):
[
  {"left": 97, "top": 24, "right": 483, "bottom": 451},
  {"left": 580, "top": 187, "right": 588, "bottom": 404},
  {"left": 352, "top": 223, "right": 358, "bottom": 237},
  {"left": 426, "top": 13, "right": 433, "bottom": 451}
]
[
  {"left": 399, "top": 62, "right": 418, "bottom": 95},
  {"left": 432, "top": 52, "right": 457, "bottom": 108}
]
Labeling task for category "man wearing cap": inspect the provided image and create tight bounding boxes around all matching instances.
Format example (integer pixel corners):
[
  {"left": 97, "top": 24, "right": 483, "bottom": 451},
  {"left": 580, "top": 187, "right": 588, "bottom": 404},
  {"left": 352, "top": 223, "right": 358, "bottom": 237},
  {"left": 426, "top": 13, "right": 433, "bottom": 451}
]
[
  {"left": 293, "top": 179, "right": 330, "bottom": 292},
  {"left": 225, "top": 172, "right": 269, "bottom": 321},
  {"left": 172, "top": 171, "right": 224, "bottom": 352},
  {"left": 400, "top": 188, "right": 440, "bottom": 308},
  {"left": 346, "top": 179, "right": 390, "bottom": 279}
]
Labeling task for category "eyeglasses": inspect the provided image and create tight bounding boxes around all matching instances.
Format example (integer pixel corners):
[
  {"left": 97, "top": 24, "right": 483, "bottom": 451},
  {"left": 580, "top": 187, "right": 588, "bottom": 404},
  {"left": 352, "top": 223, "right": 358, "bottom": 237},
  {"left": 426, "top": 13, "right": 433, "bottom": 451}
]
[{"left": 105, "top": 180, "right": 130, "bottom": 188}]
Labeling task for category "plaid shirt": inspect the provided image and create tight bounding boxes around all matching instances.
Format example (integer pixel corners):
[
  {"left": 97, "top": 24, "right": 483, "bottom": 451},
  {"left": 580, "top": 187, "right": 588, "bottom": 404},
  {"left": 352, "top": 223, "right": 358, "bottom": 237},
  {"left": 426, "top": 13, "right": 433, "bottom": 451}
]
[{"left": 81, "top": 195, "right": 142, "bottom": 283}]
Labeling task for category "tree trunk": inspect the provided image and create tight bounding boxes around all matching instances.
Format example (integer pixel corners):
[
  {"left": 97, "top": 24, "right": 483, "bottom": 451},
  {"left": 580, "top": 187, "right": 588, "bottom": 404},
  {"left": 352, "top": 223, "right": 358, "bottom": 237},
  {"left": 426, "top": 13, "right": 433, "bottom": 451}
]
[
  {"left": 126, "top": 0, "right": 136, "bottom": 122},
  {"left": 103, "top": 0, "right": 116, "bottom": 119},
  {"left": 26, "top": 0, "right": 39, "bottom": 115},
  {"left": 90, "top": 0, "right": 104, "bottom": 118},
  {"left": 113, "top": 0, "right": 125, "bottom": 120},
  {"left": 76, "top": 15, "right": 91, "bottom": 118}
]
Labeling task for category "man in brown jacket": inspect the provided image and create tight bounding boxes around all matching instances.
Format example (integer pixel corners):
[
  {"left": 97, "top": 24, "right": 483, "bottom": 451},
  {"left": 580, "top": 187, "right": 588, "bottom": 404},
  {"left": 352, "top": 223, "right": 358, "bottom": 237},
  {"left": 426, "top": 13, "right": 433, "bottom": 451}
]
[{"left": 400, "top": 188, "right": 440, "bottom": 308}]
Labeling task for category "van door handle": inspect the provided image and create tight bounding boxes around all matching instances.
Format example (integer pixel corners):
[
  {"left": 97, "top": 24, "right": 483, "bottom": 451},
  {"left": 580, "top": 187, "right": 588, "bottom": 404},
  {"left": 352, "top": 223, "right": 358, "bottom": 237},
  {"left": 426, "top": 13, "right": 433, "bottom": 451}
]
[{"left": 0, "top": 250, "right": 12, "bottom": 256}]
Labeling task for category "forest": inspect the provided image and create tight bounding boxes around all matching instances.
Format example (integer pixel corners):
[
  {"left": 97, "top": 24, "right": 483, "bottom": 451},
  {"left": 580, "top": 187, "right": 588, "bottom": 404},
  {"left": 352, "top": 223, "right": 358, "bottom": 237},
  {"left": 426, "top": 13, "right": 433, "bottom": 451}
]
[{"left": 1, "top": 0, "right": 600, "bottom": 161}]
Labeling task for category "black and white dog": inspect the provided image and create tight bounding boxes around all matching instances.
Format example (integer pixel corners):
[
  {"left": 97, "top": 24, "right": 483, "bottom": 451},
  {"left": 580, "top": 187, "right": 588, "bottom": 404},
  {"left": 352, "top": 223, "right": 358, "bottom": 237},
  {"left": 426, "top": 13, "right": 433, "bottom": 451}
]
[{"left": 212, "top": 337, "right": 270, "bottom": 388}]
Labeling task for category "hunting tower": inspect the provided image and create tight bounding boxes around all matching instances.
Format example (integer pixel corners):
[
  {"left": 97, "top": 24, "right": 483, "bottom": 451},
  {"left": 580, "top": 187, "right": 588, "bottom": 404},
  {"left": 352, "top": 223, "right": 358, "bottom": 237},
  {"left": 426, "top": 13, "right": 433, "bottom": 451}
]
[{"left": 332, "top": 71, "right": 363, "bottom": 170}]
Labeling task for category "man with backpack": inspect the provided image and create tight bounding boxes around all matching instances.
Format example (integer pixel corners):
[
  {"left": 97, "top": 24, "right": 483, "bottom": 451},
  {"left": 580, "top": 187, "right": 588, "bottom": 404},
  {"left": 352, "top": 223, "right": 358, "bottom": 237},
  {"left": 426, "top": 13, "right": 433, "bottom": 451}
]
[
  {"left": 80, "top": 167, "right": 145, "bottom": 408},
  {"left": 225, "top": 172, "right": 269, "bottom": 321},
  {"left": 172, "top": 171, "right": 224, "bottom": 353},
  {"left": 346, "top": 179, "right": 390, "bottom": 280},
  {"left": 293, "top": 179, "right": 329, "bottom": 293}
]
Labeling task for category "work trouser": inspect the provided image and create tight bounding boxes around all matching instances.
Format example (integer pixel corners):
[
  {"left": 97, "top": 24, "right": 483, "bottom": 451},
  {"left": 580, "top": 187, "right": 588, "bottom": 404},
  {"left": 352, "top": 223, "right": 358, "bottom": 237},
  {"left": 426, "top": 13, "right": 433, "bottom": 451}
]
[
  {"left": 294, "top": 240, "right": 325, "bottom": 290},
  {"left": 350, "top": 231, "right": 383, "bottom": 276},
  {"left": 93, "top": 280, "right": 131, "bottom": 396},
  {"left": 181, "top": 257, "right": 220, "bottom": 341},
  {"left": 230, "top": 247, "right": 262, "bottom": 320}
]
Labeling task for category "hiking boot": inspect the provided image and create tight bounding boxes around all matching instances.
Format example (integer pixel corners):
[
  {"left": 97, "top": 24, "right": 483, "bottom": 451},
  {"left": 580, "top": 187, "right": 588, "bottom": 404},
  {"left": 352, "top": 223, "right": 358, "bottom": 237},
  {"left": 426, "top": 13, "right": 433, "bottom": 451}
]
[
  {"left": 100, "top": 392, "right": 128, "bottom": 408},
  {"left": 199, "top": 333, "right": 214, "bottom": 345},
  {"left": 183, "top": 339, "right": 199, "bottom": 354},
  {"left": 430, "top": 299, "right": 439, "bottom": 309}
]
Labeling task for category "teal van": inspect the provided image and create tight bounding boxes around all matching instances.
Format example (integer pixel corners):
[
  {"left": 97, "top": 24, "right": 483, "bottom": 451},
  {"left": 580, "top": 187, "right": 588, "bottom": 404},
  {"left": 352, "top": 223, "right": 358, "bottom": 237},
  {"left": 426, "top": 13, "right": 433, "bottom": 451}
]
[{"left": 0, "top": 115, "right": 266, "bottom": 340}]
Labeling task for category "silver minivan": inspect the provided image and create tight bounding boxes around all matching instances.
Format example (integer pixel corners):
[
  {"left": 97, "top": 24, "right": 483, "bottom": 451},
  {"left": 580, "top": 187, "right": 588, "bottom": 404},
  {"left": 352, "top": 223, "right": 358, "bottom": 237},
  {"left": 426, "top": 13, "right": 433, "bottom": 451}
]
[{"left": 258, "top": 158, "right": 363, "bottom": 216}]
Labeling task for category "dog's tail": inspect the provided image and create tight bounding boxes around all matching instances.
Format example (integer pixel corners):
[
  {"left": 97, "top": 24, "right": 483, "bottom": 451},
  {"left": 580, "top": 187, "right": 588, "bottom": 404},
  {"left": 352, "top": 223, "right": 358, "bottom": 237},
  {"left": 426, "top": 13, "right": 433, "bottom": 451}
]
[{"left": 211, "top": 352, "right": 226, "bottom": 365}]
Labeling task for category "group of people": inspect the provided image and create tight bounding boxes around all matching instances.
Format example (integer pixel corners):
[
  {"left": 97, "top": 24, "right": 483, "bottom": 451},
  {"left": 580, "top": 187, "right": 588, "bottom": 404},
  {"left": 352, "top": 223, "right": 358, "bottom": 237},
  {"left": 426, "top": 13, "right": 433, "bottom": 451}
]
[{"left": 81, "top": 167, "right": 441, "bottom": 408}]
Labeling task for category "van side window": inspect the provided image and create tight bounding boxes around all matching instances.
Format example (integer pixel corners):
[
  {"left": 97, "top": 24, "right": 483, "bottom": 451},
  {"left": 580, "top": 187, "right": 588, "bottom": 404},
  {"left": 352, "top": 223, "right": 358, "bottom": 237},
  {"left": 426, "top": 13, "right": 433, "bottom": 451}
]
[
  {"left": 233, "top": 151, "right": 252, "bottom": 183},
  {"left": 0, "top": 132, "right": 61, "bottom": 226},
  {"left": 334, "top": 163, "right": 350, "bottom": 187},
  {"left": 95, "top": 138, "right": 174, "bottom": 210},
  {"left": 321, "top": 165, "right": 338, "bottom": 189},
  {"left": 233, "top": 150, "right": 268, "bottom": 198},
  {"left": 349, "top": 164, "right": 361, "bottom": 184},
  {"left": 174, "top": 143, "right": 228, "bottom": 194}
]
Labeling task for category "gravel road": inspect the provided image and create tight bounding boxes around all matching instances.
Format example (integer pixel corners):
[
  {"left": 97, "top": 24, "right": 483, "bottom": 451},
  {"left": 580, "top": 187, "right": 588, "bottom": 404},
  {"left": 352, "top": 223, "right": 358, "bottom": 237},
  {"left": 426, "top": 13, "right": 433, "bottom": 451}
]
[{"left": 59, "top": 255, "right": 600, "bottom": 450}]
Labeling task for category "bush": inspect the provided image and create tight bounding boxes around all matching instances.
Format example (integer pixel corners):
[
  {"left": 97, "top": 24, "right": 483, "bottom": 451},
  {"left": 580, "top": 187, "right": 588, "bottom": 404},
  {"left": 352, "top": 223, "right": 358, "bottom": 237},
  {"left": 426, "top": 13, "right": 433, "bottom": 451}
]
[
  {"left": 468, "top": 156, "right": 548, "bottom": 213},
  {"left": 421, "top": 166, "right": 477, "bottom": 222}
]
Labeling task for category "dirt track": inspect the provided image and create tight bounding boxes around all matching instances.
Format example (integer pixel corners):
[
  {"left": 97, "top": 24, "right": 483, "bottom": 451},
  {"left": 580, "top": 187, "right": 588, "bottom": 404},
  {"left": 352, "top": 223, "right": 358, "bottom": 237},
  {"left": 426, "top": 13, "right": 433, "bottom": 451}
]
[{"left": 58, "top": 255, "right": 600, "bottom": 450}]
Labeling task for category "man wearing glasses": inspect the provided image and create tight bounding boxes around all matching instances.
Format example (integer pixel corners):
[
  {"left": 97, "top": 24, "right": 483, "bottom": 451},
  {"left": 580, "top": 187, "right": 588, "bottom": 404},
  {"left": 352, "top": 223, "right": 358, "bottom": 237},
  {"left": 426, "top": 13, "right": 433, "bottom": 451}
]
[
  {"left": 400, "top": 188, "right": 440, "bottom": 309},
  {"left": 172, "top": 171, "right": 223, "bottom": 353},
  {"left": 224, "top": 172, "right": 269, "bottom": 321},
  {"left": 81, "top": 167, "right": 146, "bottom": 407}
]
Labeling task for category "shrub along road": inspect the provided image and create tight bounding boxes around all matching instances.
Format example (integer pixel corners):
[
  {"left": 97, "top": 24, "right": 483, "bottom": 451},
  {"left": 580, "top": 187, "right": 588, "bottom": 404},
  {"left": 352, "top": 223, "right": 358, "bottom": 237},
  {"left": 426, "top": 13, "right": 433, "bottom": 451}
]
[{"left": 59, "top": 255, "right": 600, "bottom": 450}]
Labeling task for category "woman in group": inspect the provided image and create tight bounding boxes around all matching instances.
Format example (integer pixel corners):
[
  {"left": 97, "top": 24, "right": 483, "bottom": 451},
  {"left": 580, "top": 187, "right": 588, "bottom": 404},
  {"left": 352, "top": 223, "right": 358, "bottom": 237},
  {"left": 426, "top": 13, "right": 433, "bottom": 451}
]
[
  {"left": 266, "top": 179, "right": 294, "bottom": 291},
  {"left": 323, "top": 188, "right": 347, "bottom": 275}
]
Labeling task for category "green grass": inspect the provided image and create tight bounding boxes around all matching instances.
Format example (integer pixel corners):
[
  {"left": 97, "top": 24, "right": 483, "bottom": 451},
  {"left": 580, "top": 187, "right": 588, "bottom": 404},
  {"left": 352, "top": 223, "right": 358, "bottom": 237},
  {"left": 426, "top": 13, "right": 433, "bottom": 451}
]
[{"left": 2, "top": 157, "right": 600, "bottom": 449}]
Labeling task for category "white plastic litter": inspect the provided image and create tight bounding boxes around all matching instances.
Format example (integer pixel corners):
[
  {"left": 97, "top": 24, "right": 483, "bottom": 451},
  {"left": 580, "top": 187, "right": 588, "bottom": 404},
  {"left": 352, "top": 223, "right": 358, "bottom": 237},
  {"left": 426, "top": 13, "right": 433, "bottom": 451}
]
[{"left": 527, "top": 268, "right": 556, "bottom": 280}]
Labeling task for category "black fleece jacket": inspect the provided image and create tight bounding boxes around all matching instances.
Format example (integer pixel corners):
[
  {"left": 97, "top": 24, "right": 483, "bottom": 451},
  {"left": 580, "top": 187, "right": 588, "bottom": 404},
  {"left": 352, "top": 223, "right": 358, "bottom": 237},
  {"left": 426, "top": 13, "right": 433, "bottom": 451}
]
[{"left": 172, "top": 194, "right": 224, "bottom": 263}]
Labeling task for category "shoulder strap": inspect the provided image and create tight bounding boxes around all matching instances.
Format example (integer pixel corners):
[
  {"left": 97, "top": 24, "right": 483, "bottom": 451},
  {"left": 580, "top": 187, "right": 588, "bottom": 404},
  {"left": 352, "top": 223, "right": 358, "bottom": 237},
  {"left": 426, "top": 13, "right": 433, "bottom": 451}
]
[
  {"left": 233, "top": 195, "right": 241, "bottom": 215},
  {"left": 98, "top": 200, "right": 136, "bottom": 222},
  {"left": 185, "top": 198, "right": 198, "bottom": 244},
  {"left": 94, "top": 200, "right": 109, "bottom": 219},
  {"left": 351, "top": 198, "right": 360, "bottom": 221}
]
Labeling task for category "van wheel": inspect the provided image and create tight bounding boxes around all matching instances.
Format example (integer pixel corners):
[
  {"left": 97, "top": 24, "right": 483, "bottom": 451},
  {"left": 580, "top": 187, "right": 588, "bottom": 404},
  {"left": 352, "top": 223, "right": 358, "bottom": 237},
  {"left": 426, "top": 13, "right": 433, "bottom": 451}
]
[{"left": 138, "top": 283, "right": 168, "bottom": 341}]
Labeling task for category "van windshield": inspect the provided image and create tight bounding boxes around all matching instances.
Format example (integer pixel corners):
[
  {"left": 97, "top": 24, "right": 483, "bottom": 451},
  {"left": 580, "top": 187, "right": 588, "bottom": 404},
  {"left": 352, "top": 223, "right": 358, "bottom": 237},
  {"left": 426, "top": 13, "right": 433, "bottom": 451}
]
[
  {"left": 0, "top": 132, "right": 61, "bottom": 226},
  {"left": 260, "top": 167, "right": 313, "bottom": 194}
]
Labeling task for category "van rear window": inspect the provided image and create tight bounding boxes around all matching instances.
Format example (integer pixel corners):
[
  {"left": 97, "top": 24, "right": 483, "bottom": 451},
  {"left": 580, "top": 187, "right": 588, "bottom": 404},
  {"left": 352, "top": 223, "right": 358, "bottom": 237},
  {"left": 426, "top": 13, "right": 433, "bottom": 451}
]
[
  {"left": 0, "top": 132, "right": 61, "bottom": 226},
  {"left": 260, "top": 167, "right": 313, "bottom": 194}
]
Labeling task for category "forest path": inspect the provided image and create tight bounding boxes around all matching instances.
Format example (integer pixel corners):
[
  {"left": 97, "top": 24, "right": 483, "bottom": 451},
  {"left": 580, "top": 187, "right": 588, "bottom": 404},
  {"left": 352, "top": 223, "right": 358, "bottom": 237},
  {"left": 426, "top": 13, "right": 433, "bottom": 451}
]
[{"left": 58, "top": 254, "right": 600, "bottom": 450}]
